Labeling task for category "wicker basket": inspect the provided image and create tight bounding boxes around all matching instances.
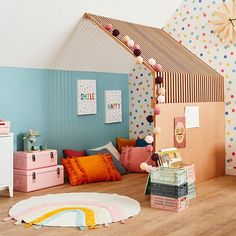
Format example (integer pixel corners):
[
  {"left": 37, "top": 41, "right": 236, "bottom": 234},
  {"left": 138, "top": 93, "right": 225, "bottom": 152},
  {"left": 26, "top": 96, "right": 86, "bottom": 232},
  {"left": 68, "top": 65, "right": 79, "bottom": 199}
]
[
  {"left": 151, "top": 195, "right": 189, "bottom": 212},
  {"left": 181, "top": 164, "right": 195, "bottom": 183},
  {"left": 151, "top": 167, "right": 187, "bottom": 186},
  {"left": 188, "top": 182, "right": 196, "bottom": 199},
  {"left": 151, "top": 182, "right": 188, "bottom": 199}
]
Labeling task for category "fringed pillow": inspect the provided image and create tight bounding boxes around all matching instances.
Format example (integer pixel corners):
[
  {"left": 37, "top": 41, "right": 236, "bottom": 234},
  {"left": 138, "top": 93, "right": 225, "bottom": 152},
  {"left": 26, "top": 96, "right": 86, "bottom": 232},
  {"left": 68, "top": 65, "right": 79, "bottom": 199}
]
[
  {"left": 62, "top": 154, "right": 121, "bottom": 186},
  {"left": 120, "top": 146, "right": 152, "bottom": 173}
]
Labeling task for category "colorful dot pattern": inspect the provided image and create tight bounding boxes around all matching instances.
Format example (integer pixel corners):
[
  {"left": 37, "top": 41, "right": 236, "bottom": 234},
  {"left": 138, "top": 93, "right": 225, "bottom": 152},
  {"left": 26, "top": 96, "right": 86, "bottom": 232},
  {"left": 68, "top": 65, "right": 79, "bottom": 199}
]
[
  {"left": 129, "top": 64, "right": 153, "bottom": 139},
  {"left": 164, "top": 0, "right": 236, "bottom": 175}
]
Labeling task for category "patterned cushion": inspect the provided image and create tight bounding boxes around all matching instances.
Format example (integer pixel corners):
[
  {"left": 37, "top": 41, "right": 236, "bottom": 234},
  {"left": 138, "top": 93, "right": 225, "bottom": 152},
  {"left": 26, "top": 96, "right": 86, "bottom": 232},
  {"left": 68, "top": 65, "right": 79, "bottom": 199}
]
[
  {"left": 120, "top": 146, "right": 152, "bottom": 173},
  {"left": 62, "top": 154, "right": 121, "bottom": 186}
]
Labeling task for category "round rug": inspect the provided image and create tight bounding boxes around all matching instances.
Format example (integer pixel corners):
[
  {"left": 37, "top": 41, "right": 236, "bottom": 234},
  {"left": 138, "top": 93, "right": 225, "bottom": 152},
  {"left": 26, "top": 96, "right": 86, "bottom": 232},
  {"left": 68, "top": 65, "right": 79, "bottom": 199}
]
[{"left": 9, "top": 192, "right": 140, "bottom": 229}]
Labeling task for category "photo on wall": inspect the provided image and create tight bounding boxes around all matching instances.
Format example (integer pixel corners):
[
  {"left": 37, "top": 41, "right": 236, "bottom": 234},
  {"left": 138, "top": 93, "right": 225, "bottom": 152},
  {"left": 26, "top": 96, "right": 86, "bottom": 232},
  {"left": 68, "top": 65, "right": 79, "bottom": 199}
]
[
  {"left": 77, "top": 80, "right": 97, "bottom": 115},
  {"left": 105, "top": 90, "right": 122, "bottom": 124}
]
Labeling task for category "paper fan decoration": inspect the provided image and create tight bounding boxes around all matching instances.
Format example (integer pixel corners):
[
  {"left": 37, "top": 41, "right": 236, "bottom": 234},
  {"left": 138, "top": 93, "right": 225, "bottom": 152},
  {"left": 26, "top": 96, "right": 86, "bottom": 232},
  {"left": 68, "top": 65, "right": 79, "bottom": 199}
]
[
  {"left": 7, "top": 192, "right": 141, "bottom": 230},
  {"left": 209, "top": 0, "right": 236, "bottom": 43}
]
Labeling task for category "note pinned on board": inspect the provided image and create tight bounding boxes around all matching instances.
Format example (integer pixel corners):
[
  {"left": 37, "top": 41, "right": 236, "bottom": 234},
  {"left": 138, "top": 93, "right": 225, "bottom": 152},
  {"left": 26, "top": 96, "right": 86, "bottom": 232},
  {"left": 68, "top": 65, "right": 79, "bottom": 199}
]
[{"left": 185, "top": 106, "right": 200, "bottom": 128}]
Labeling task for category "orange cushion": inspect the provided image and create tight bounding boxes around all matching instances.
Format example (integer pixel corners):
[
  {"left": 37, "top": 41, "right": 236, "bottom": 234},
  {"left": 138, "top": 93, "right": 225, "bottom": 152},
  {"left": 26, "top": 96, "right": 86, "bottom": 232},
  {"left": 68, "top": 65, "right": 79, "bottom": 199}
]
[
  {"left": 62, "top": 154, "right": 121, "bottom": 186},
  {"left": 116, "top": 137, "right": 137, "bottom": 153}
]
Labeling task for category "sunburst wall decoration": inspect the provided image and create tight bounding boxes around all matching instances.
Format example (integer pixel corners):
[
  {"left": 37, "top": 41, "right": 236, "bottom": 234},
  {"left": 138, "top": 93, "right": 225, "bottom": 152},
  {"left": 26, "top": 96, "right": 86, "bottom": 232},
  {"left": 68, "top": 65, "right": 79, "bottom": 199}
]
[{"left": 210, "top": 0, "right": 236, "bottom": 43}]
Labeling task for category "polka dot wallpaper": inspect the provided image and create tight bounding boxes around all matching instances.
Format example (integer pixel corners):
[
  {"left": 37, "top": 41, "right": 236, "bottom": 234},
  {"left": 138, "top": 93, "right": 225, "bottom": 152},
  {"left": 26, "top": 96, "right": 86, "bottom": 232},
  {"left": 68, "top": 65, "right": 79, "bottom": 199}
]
[
  {"left": 164, "top": 0, "right": 236, "bottom": 175},
  {"left": 128, "top": 64, "right": 153, "bottom": 139}
]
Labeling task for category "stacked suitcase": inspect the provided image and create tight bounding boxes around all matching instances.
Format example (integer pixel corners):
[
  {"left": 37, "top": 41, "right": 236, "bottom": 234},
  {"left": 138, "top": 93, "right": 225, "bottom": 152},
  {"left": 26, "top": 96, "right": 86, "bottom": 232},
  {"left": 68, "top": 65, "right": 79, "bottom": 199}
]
[
  {"left": 13, "top": 150, "right": 64, "bottom": 192},
  {"left": 150, "top": 167, "right": 189, "bottom": 212}
]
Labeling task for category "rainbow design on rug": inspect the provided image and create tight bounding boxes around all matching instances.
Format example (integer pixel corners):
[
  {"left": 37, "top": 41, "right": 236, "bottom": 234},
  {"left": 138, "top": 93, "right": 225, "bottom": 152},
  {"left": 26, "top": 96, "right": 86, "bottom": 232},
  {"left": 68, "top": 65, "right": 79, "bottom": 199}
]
[{"left": 8, "top": 192, "right": 141, "bottom": 230}]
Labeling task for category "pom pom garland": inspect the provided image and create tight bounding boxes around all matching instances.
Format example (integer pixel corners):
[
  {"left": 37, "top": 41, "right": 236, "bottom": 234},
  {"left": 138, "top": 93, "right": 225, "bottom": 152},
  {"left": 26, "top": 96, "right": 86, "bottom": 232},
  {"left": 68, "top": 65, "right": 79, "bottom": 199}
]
[
  {"left": 158, "top": 87, "right": 165, "bottom": 96},
  {"left": 122, "top": 35, "right": 130, "bottom": 43},
  {"left": 133, "top": 44, "right": 141, "bottom": 50},
  {"left": 147, "top": 165, "right": 155, "bottom": 172},
  {"left": 145, "top": 145, "right": 153, "bottom": 153},
  {"left": 146, "top": 115, "right": 153, "bottom": 123},
  {"left": 136, "top": 56, "right": 143, "bottom": 64},
  {"left": 153, "top": 126, "right": 162, "bottom": 135},
  {"left": 134, "top": 49, "right": 141, "bottom": 56},
  {"left": 153, "top": 63, "right": 163, "bottom": 72},
  {"left": 151, "top": 153, "right": 159, "bottom": 161},
  {"left": 140, "top": 162, "right": 149, "bottom": 171},
  {"left": 105, "top": 24, "right": 113, "bottom": 31},
  {"left": 112, "top": 29, "right": 120, "bottom": 37},
  {"left": 155, "top": 76, "right": 164, "bottom": 84},
  {"left": 127, "top": 39, "right": 134, "bottom": 48},
  {"left": 148, "top": 58, "right": 156, "bottom": 66},
  {"left": 145, "top": 135, "right": 154, "bottom": 144},
  {"left": 153, "top": 105, "right": 161, "bottom": 115},
  {"left": 157, "top": 95, "right": 165, "bottom": 104},
  {"left": 102, "top": 24, "right": 167, "bottom": 160}
]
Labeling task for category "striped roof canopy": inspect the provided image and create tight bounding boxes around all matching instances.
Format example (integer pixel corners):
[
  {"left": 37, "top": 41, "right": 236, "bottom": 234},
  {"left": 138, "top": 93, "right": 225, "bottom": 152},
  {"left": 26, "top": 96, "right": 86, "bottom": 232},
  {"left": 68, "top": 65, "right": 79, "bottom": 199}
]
[{"left": 85, "top": 13, "right": 222, "bottom": 77}]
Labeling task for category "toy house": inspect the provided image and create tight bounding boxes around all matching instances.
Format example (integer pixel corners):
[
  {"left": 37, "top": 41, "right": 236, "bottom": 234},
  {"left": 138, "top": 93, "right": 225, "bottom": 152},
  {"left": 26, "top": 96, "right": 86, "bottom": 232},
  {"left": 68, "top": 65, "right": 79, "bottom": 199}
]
[{"left": 53, "top": 13, "right": 224, "bottom": 183}]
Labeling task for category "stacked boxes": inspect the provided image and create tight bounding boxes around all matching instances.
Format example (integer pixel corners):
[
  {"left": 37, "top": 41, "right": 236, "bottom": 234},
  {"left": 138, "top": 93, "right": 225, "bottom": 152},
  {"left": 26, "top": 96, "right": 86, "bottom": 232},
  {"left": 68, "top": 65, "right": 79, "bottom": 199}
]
[
  {"left": 13, "top": 150, "right": 64, "bottom": 192},
  {"left": 182, "top": 164, "right": 196, "bottom": 200},
  {"left": 150, "top": 167, "right": 189, "bottom": 212}
]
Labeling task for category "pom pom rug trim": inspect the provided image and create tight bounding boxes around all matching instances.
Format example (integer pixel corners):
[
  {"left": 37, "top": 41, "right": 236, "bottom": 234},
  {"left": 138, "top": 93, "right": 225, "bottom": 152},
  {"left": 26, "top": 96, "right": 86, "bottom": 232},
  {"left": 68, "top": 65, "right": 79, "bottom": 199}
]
[{"left": 8, "top": 192, "right": 141, "bottom": 230}]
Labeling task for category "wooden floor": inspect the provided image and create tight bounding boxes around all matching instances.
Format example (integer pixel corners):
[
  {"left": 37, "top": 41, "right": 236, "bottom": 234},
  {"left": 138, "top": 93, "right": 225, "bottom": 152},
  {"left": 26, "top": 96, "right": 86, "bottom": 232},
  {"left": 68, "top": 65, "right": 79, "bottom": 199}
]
[{"left": 0, "top": 174, "right": 236, "bottom": 236}]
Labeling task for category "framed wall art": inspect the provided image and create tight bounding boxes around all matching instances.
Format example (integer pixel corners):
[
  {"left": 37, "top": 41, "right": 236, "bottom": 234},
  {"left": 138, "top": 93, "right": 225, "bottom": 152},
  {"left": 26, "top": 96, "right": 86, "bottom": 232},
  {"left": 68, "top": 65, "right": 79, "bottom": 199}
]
[
  {"left": 77, "top": 80, "right": 97, "bottom": 115},
  {"left": 105, "top": 90, "right": 122, "bottom": 124}
]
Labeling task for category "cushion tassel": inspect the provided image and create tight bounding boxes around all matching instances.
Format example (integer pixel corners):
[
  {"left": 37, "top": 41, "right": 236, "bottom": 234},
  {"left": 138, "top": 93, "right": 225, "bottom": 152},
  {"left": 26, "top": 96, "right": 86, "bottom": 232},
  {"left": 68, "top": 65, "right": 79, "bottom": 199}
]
[
  {"left": 34, "top": 225, "right": 42, "bottom": 230},
  {"left": 88, "top": 225, "right": 96, "bottom": 230},
  {"left": 1, "top": 217, "right": 13, "bottom": 222},
  {"left": 104, "top": 223, "right": 110, "bottom": 228},
  {"left": 14, "top": 220, "right": 22, "bottom": 226},
  {"left": 78, "top": 226, "right": 86, "bottom": 231},
  {"left": 24, "top": 222, "right": 33, "bottom": 228}
]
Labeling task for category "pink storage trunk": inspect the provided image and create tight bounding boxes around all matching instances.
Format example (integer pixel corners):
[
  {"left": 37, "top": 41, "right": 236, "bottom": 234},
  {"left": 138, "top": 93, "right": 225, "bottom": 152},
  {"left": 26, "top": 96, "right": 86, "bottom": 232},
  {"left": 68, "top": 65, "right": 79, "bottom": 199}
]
[
  {"left": 14, "top": 149, "right": 57, "bottom": 170},
  {"left": 151, "top": 195, "right": 189, "bottom": 212},
  {"left": 14, "top": 165, "right": 64, "bottom": 192},
  {"left": 0, "top": 120, "right": 10, "bottom": 135}
]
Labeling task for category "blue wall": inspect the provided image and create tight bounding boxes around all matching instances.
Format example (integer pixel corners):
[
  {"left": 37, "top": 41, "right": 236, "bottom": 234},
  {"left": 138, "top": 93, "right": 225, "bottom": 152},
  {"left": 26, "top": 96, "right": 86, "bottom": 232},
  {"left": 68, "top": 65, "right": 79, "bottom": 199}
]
[
  {"left": 0, "top": 67, "right": 48, "bottom": 150},
  {"left": 0, "top": 67, "right": 129, "bottom": 157}
]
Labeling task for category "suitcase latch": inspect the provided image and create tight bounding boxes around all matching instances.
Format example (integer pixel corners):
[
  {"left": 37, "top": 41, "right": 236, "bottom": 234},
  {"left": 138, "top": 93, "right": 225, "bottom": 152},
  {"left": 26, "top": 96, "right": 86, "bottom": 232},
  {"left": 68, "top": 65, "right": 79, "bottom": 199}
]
[
  {"left": 32, "top": 154, "right": 36, "bottom": 162},
  {"left": 50, "top": 152, "right": 54, "bottom": 161},
  {"left": 32, "top": 172, "right": 36, "bottom": 182},
  {"left": 57, "top": 167, "right": 60, "bottom": 177}
]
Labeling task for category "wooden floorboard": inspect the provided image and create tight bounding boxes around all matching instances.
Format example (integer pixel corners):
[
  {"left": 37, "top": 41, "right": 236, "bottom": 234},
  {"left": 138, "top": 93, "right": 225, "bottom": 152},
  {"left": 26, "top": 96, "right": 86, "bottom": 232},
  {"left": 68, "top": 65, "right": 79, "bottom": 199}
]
[{"left": 0, "top": 174, "right": 236, "bottom": 236}]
